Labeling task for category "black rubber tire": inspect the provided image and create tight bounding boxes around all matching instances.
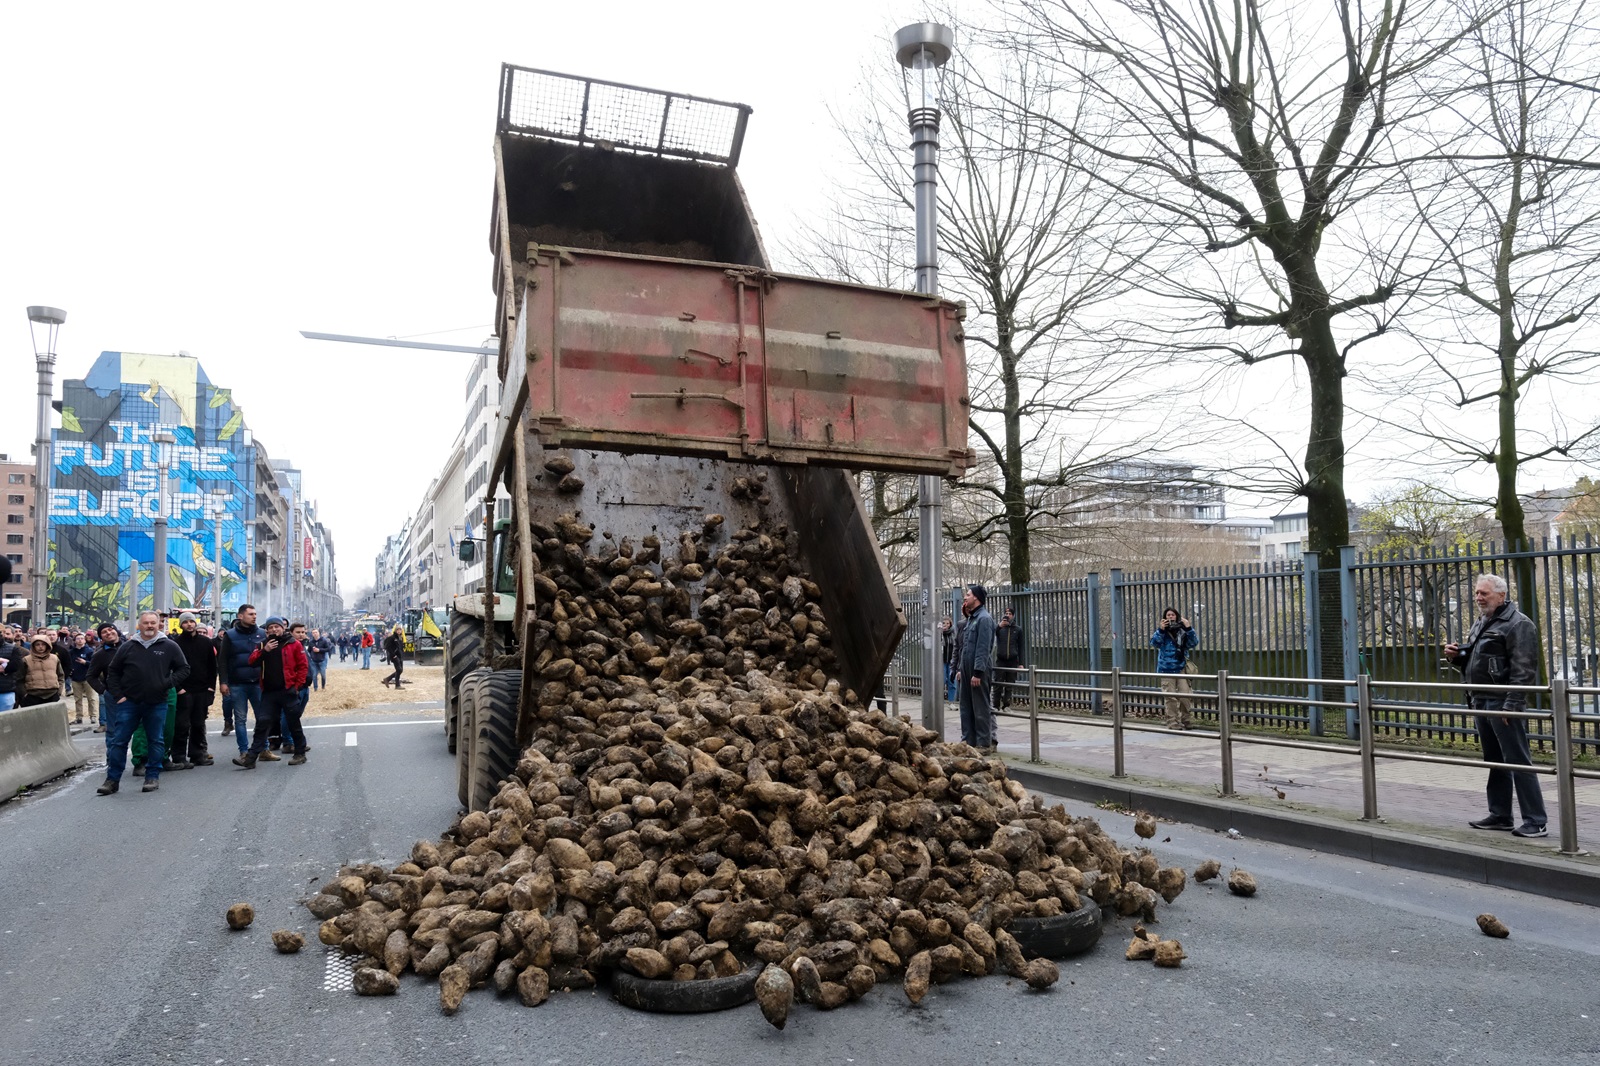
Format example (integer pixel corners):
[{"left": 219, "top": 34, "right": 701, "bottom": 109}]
[
  {"left": 1009, "top": 899, "right": 1103, "bottom": 959},
  {"left": 445, "top": 610, "right": 485, "bottom": 754},
  {"left": 609, "top": 964, "right": 760, "bottom": 1014},
  {"left": 455, "top": 668, "right": 491, "bottom": 810},
  {"left": 468, "top": 669, "right": 523, "bottom": 813}
]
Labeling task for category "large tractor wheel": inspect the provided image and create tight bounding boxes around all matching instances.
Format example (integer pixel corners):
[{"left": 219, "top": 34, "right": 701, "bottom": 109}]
[
  {"left": 468, "top": 670, "right": 523, "bottom": 813},
  {"left": 455, "top": 668, "right": 491, "bottom": 810},
  {"left": 445, "top": 609, "right": 485, "bottom": 754}
]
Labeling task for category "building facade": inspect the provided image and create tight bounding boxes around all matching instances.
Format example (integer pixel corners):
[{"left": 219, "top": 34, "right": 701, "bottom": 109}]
[{"left": 1, "top": 454, "right": 38, "bottom": 623}]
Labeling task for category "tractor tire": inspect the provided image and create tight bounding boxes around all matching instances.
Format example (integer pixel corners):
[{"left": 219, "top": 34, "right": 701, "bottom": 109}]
[
  {"left": 445, "top": 610, "right": 485, "bottom": 755},
  {"left": 468, "top": 670, "right": 523, "bottom": 813},
  {"left": 1009, "top": 898, "right": 1103, "bottom": 959},
  {"left": 610, "top": 964, "right": 761, "bottom": 1014},
  {"left": 455, "top": 668, "right": 491, "bottom": 810}
]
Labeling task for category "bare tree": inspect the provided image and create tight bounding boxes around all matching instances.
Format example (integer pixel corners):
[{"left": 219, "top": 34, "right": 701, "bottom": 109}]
[
  {"left": 990, "top": 0, "right": 1481, "bottom": 674},
  {"left": 784, "top": 23, "right": 1162, "bottom": 587},
  {"left": 1376, "top": 0, "right": 1600, "bottom": 619}
]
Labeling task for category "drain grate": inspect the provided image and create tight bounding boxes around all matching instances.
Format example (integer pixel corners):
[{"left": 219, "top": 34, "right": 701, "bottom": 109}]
[{"left": 322, "top": 948, "right": 357, "bottom": 992}]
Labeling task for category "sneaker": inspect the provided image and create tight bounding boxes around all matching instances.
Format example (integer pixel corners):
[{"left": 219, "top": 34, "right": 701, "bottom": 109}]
[
  {"left": 96, "top": 778, "right": 119, "bottom": 796},
  {"left": 1511, "top": 823, "right": 1548, "bottom": 838},
  {"left": 1468, "top": 816, "right": 1515, "bottom": 831},
  {"left": 141, "top": 777, "right": 159, "bottom": 793},
  {"left": 259, "top": 750, "right": 281, "bottom": 762}
]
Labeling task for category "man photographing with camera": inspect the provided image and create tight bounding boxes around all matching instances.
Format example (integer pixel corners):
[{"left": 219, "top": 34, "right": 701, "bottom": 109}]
[{"left": 1150, "top": 607, "right": 1199, "bottom": 730}]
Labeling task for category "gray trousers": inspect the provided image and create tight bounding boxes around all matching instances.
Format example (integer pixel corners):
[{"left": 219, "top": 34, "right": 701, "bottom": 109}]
[{"left": 958, "top": 671, "right": 994, "bottom": 749}]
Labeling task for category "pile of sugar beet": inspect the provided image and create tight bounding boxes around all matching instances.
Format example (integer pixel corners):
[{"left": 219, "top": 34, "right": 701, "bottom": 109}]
[{"left": 301, "top": 498, "right": 1190, "bottom": 1025}]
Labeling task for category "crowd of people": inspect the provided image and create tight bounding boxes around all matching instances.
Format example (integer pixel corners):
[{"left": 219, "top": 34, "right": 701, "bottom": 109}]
[{"left": 0, "top": 606, "right": 409, "bottom": 797}]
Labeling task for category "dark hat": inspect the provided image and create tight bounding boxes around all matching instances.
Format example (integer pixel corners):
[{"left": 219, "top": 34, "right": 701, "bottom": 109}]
[
  {"left": 97, "top": 621, "right": 120, "bottom": 638},
  {"left": 968, "top": 584, "right": 987, "bottom": 606},
  {"left": 265, "top": 615, "right": 289, "bottom": 628}
]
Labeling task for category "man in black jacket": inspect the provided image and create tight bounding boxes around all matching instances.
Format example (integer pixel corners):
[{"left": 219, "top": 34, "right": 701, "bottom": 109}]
[
  {"left": 994, "top": 607, "right": 1026, "bottom": 710},
  {"left": 85, "top": 622, "right": 122, "bottom": 732},
  {"left": 1446, "top": 573, "right": 1547, "bottom": 838},
  {"left": 0, "top": 623, "right": 25, "bottom": 711},
  {"left": 98, "top": 611, "right": 190, "bottom": 795},
  {"left": 172, "top": 612, "right": 218, "bottom": 768}
]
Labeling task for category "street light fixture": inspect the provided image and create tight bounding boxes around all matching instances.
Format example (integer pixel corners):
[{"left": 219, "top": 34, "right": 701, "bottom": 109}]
[
  {"left": 26, "top": 305, "right": 65, "bottom": 627},
  {"left": 894, "top": 22, "right": 954, "bottom": 735},
  {"left": 152, "top": 429, "right": 176, "bottom": 615}
]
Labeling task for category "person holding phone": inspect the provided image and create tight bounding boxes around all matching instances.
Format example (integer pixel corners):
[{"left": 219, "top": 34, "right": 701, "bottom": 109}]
[{"left": 234, "top": 616, "right": 309, "bottom": 768}]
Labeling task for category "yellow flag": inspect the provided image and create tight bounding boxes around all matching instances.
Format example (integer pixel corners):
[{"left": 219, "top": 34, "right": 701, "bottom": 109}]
[{"left": 420, "top": 612, "right": 443, "bottom": 639}]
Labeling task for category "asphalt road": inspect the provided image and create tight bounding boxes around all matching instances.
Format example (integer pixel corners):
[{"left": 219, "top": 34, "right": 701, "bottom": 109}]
[{"left": 3, "top": 708, "right": 1598, "bottom": 1066}]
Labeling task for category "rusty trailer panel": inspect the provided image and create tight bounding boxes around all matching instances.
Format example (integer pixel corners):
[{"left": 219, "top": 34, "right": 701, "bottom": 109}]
[{"left": 520, "top": 248, "right": 971, "bottom": 478}]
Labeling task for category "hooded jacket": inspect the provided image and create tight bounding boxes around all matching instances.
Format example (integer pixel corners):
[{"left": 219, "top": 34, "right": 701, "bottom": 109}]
[
  {"left": 218, "top": 620, "right": 267, "bottom": 685},
  {"left": 21, "top": 642, "right": 66, "bottom": 695},
  {"left": 106, "top": 634, "right": 190, "bottom": 705},
  {"left": 173, "top": 630, "right": 219, "bottom": 692},
  {"left": 249, "top": 633, "right": 308, "bottom": 692}
]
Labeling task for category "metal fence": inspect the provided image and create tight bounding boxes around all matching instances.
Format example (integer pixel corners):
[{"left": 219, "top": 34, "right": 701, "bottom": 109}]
[{"left": 895, "top": 535, "right": 1600, "bottom": 752}]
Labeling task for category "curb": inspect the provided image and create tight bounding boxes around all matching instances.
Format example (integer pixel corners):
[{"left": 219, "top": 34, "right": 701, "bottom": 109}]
[
  {"left": 1, "top": 700, "right": 89, "bottom": 802},
  {"left": 1005, "top": 761, "right": 1600, "bottom": 909}
]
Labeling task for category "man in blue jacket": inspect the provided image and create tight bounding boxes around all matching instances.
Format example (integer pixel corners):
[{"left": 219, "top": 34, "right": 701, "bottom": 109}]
[
  {"left": 958, "top": 584, "right": 998, "bottom": 754},
  {"left": 1150, "top": 607, "right": 1200, "bottom": 729},
  {"left": 217, "top": 604, "right": 268, "bottom": 758}
]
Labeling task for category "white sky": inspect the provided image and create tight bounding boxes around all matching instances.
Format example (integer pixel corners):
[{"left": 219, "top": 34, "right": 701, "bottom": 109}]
[
  {"left": 0, "top": 0, "right": 919, "bottom": 594},
  {"left": 5, "top": 1, "right": 1591, "bottom": 598}
]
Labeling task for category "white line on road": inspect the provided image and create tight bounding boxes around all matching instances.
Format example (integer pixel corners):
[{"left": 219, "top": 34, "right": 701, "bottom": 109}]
[
  {"left": 300, "top": 719, "right": 441, "bottom": 730},
  {"left": 344, "top": 731, "right": 358, "bottom": 747}
]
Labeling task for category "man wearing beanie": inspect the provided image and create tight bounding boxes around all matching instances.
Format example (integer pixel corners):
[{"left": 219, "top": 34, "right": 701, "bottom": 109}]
[
  {"left": 234, "top": 616, "right": 309, "bottom": 768},
  {"left": 172, "top": 612, "right": 219, "bottom": 767},
  {"left": 957, "top": 584, "right": 998, "bottom": 753},
  {"left": 85, "top": 622, "right": 123, "bottom": 731}
]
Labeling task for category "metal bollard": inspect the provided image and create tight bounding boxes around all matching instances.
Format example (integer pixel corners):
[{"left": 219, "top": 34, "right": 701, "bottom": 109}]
[
  {"left": 890, "top": 659, "right": 900, "bottom": 718},
  {"left": 1357, "top": 674, "right": 1378, "bottom": 820},
  {"left": 1552, "top": 679, "right": 1580, "bottom": 855},
  {"left": 1217, "top": 669, "right": 1234, "bottom": 797},
  {"left": 1028, "top": 665, "right": 1040, "bottom": 763},
  {"left": 1110, "top": 667, "right": 1126, "bottom": 779}
]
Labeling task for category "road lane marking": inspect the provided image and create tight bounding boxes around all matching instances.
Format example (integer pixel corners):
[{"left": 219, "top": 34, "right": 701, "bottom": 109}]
[
  {"left": 301, "top": 719, "right": 441, "bottom": 730},
  {"left": 345, "top": 731, "right": 358, "bottom": 747}
]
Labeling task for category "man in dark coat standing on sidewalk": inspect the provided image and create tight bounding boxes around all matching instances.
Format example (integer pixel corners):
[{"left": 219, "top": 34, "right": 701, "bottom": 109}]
[
  {"left": 957, "top": 584, "right": 998, "bottom": 753},
  {"left": 98, "top": 611, "right": 189, "bottom": 795},
  {"left": 171, "top": 612, "right": 218, "bottom": 768}
]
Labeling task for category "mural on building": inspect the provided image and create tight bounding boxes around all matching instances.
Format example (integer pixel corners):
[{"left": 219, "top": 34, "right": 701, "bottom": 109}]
[{"left": 48, "top": 352, "right": 255, "bottom": 620}]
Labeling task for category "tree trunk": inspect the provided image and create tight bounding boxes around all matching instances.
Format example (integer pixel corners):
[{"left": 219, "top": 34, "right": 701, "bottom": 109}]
[{"left": 1298, "top": 310, "right": 1351, "bottom": 683}]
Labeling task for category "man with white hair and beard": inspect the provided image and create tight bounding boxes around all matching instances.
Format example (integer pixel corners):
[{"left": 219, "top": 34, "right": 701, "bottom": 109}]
[
  {"left": 99, "top": 611, "right": 190, "bottom": 795},
  {"left": 1445, "top": 573, "right": 1547, "bottom": 838}
]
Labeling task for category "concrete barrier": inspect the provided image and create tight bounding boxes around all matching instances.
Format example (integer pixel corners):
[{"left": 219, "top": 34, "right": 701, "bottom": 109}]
[{"left": 0, "top": 700, "right": 88, "bottom": 802}]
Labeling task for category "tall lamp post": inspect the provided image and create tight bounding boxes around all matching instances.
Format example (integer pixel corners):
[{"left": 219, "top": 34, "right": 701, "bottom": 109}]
[
  {"left": 894, "top": 23, "right": 953, "bottom": 734},
  {"left": 151, "top": 429, "right": 176, "bottom": 616},
  {"left": 210, "top": 486, "right": 231, "bottom": 629},
  {"left": 26, "top": 306, "right": 66, "bottom": 627}
]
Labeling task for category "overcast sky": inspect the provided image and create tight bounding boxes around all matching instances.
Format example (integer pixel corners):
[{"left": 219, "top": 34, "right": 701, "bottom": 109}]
[{"left": 1, "top": 0, "right": 928, "bottom": 595}]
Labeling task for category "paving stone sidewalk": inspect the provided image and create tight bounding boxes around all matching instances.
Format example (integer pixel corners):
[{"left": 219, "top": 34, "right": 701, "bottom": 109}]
[{"left": 919, "top": 698, "right": 1600, "bottom": 852}]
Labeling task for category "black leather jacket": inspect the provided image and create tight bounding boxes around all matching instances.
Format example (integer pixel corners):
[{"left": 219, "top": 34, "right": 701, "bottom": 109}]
[{"left": 1449, "top": 601, "right": 1540, "bottom": 711}]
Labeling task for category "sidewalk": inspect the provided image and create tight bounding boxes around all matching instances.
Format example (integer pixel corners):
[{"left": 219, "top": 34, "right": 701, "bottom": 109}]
[{"left": 915, "top": 695, "right": 1600, "bottom": 860}]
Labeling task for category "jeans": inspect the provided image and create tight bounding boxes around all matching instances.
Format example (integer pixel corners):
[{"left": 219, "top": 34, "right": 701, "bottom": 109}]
[
  {"left": 227, "top": 683, "right": 265, "bottom": 754},
  {"left": 106, "top": 699, "right": 169, "bottom": 781},
  {"left": 309, "top": 659, "right": 327, "bottom": 689},
  {"left": 0, "top": 692, "right": 13, "bottom": 711},
  {"left": 98, "top": 691, "right": 110, "bottom": 727},
  {"left": 958, "top": 671, "right": 994, "bottom": 749},
  {"left": 1476, "top": 704, "right": 1547, "bottom": 827},
  {"left": 252, "top": 689, "right": 305, "bottom": 754},
  {"left": 361, "top": 646, "right": 372, "bottom": 669}
]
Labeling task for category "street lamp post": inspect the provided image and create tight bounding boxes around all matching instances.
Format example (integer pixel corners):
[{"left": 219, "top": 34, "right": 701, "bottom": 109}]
[
  {"left": 25, "top": 306, "right": 65, "bottom": 627},
  {"left": 210, "top": 486, "right": 231, "bottom": 629},
  {"left": 894, "top": 23, "right": 954, "bottom": 735},
  {"left": 151, "top": 429, "right": 176, "bottom": 616}
]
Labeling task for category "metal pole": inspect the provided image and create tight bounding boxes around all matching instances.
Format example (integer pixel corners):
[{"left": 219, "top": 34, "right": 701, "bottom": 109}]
[
  {"left": 214, "top": 515, "right": 224, "bottom": 629},
  {"left": 152, "top": 442, "right": 169, "bottom": 616},
  {"left": 1357, "top": 673, "right": 1378, "bottom": 820},
  {"left": 1551, "top": 679, "right": 1580, "bottom": 855},
  {"left": 1339, "top": 545, "right": 1360, "bottom": 737},
  {"left": 1217, "top": 668, "right": 1234, "bottom": 796},
  {"left": 1110, "top": 666, "right": 1126, "bottom": 778},
  {"left": 1302, "top": 551, "right": 1324, "bottom": 735},
  {"left": 27, "top": 309, "right": 65, "bottom": 626},
  {"left": 1086, "top": 572, "right": 1103, "bottom": 715},
  {"left": 1027, "top": 664, "right": 1040, "bottom": 763},
  {"left": 890, "top": 658, "right": 900, "bottom": 718}
]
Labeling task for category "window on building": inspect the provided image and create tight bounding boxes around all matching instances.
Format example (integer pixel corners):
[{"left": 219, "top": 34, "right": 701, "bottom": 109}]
[
  {"left": 5, "top": 534, "right": 20, "bottom": 545},
  {"left": 6, "top": 495, "right": 22, "bottom": 505},
  {"left": 6, "top": 514, "right": 23, "bottom": 525},
  {"left": 5, "top": 554, "right": 20, "bottom": 564},
  {"left": 7, "top": 474, "right": 24, "bottom": 484}
]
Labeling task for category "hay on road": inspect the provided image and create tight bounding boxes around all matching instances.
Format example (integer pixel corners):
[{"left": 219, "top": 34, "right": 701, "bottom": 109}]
[{"left": 301, "top": 665, "right": 444, "bottom": 717}]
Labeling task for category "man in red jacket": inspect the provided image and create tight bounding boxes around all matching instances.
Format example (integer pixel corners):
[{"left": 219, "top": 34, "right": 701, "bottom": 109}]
[{"left": 233, "top": 616, "right": 309, "bottom": 768}]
